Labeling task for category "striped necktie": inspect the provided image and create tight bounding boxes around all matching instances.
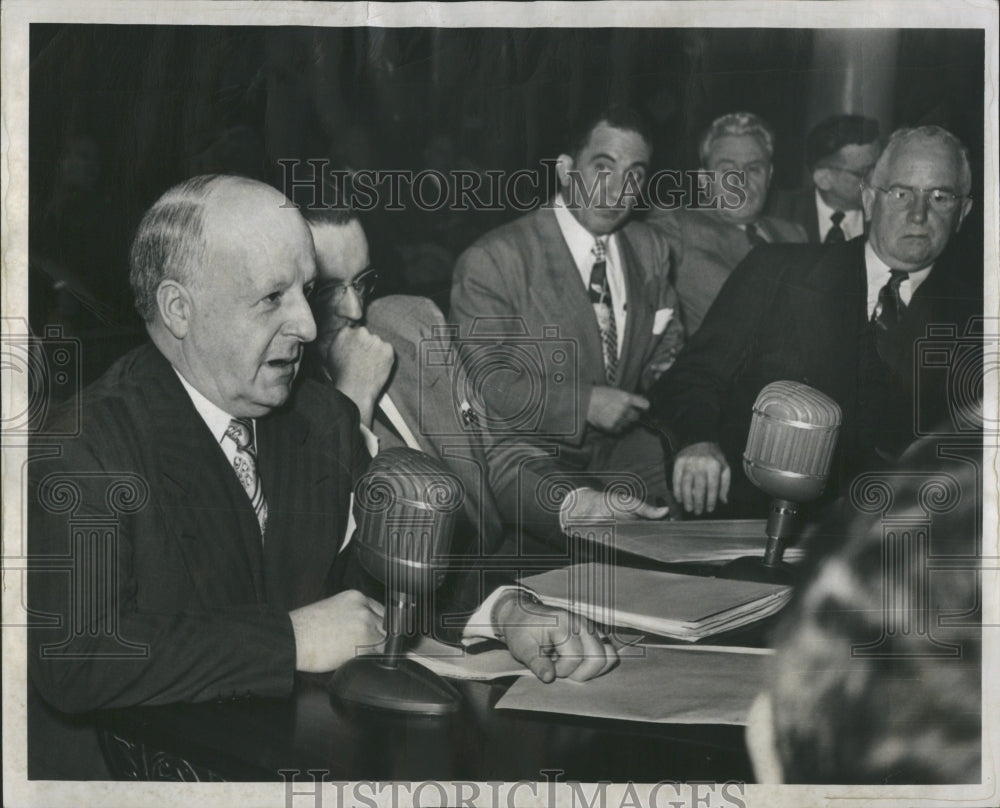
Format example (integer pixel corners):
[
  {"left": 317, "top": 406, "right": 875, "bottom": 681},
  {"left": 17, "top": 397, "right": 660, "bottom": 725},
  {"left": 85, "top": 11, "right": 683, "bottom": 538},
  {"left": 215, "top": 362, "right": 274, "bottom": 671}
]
[
  {"left": 589, "top": 237, "right": 618, "bottom": 384},
  {"left": 872, "top": 269, "right": 908, "bottom": 330},
  {"left": 225, "top": 417, "right": 268, "bottom": 537}
]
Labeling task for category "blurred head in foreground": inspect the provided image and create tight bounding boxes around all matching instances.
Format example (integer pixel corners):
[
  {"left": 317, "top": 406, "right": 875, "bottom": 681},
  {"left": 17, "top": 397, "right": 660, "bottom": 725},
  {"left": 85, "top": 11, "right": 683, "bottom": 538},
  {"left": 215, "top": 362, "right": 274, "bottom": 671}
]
[{"left": 747, "top": 434, "right": 982, "bottom": 784}]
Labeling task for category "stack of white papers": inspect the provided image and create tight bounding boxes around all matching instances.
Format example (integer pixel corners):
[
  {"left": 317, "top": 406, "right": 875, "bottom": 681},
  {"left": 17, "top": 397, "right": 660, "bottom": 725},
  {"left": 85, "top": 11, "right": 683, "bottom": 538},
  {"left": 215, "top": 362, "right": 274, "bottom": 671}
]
[
  {"left": 568, "top": 518, "right": 806, "bottom": 565},
  {"left": 520, "top": 563, "right": 792, "bottom": 642}
]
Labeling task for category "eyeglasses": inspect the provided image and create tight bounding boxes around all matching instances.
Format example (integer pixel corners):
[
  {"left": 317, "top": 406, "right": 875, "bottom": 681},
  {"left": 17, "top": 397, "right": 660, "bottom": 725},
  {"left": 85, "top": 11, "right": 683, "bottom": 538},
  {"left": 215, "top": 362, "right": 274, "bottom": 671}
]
[
  {"left": 867, "top": 184, "right": 969, "bottom": 212},
  {"left": 309, "top": 268, "right": 378, "bottom": 306}
]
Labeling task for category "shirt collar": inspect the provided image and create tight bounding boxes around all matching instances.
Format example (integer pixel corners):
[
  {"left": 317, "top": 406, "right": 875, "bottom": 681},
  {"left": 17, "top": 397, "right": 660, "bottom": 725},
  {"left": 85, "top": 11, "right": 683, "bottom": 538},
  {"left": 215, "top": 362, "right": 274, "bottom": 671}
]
[
  {"left": 173, "top": 368, "right": 242, "bottom": 445},
  {"left": 815, "top": 188, "right": 862, "bottom": 226},
  {"left": 865, "top": 241, "right": 933, "bottom": 295},
  {"left": 553, "top": 193, "right": 616, "bottom": 272}
]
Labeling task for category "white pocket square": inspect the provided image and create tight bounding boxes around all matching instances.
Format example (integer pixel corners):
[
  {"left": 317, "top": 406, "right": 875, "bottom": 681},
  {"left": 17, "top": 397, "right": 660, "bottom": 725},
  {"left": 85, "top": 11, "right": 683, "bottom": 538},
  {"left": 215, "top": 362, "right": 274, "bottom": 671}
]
[{"left": 652, "top": 307, "right": 674, "bottom": 335}]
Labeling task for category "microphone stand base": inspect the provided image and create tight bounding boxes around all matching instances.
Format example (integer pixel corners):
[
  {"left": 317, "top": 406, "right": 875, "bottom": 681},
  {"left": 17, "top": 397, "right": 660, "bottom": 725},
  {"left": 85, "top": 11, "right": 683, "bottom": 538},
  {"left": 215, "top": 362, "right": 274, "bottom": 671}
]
[
  {"left": 329, "top": 656, "right": 461, "bottom": 715},
  {"left": 715, "top": 555, "right": 797, "bottom": 585}
]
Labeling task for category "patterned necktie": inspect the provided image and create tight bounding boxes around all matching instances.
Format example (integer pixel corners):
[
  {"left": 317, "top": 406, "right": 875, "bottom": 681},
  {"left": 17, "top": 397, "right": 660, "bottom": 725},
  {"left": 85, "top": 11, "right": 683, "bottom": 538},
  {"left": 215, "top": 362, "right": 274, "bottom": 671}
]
[
  {"left": 872, "top": 269, "right": 908, "bottom": 331},
  {"left": 825, "top": 210, "right": 846, "bottom": 244},
  {"left": 745, "top": 223, "right": 767, "bottom": 248},
  {"left": 225, "top": 417, "right": 268, "bottom": 536},
  {"left": 589, "top": 237, "right": 618, "bottom": 384}
]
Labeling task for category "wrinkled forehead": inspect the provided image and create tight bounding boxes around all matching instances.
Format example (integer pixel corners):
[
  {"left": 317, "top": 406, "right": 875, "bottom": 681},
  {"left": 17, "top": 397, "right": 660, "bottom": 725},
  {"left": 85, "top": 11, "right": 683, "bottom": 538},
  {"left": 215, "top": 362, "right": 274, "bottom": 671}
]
[
  {"left": 196, "top": 187, "right": 314, "bottom": 290},
  {"left": 309, "top": 220, "right": 370, "bottom": 282}
]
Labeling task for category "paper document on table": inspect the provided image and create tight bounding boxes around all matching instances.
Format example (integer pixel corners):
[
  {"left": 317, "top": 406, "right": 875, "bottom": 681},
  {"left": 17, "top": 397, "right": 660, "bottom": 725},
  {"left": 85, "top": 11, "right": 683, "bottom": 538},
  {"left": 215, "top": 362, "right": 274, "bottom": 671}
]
[
  {"left": 496, "top": 645, "right": 771, "bottom": 725},
  {"left": 520, "top": 563, "right": 792, "bottom": 641},
  {"left": 406, "top": 636, "right": 530, "bottom": 680},
  {"left": 569, "top": 519, "right": 806, "bottom": 565}
]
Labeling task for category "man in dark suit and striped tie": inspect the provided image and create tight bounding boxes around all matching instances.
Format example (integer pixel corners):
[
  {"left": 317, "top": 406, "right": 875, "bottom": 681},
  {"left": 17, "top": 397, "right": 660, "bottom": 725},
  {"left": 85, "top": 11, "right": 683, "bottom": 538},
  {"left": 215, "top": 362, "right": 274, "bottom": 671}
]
[{"left": 27, "top": 175, "right": 618, "bottom": 778}]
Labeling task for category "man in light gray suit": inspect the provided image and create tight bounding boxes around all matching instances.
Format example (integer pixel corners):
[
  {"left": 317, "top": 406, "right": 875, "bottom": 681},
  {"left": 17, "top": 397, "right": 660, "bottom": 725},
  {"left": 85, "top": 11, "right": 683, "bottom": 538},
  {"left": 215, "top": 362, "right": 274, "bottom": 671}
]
[{"left": 450, "top": 106, "right": 682, "bottom": 546}]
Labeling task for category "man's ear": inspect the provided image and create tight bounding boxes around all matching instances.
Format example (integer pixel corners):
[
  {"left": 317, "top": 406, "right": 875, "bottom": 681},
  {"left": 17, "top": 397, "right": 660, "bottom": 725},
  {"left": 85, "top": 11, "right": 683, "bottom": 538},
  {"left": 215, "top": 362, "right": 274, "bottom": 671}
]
[
  {"left": 813, "top": 167, "right": 833, "bottom": 193},
  {"left": 555, "top": 153, "right": 574, "bottom": 189},
  {"left": 861, "top": 184, "right": 876, "bottom": 222},
  {"left": 155, "top": 280, "right": 193, "bottom": 339},
  {"left": 954, "top": 196, "right": 973, "bottom": 232}
]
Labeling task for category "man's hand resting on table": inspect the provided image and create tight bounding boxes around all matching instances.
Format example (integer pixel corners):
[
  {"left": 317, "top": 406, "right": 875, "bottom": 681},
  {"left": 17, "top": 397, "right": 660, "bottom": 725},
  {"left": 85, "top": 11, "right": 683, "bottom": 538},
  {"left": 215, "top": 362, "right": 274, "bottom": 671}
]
[
  {"left": 560, "top": 486, "right": 670, "bottom": 534},
  {"left": 586, "top": 386, "right": 649, "bottom": 434},
  {"left": 672, "top": 441, "right": 731, "bottom": 516},
  {"left": 289, "top": 590, "right": 386, "bottom": 673},
  {"left": 492, "top": 591, "right": 618, "bottom": 683}
]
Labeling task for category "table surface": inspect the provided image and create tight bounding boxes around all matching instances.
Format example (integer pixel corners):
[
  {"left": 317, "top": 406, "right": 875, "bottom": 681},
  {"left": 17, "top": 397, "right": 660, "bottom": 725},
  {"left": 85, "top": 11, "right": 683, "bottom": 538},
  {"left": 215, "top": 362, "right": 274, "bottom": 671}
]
[
  {"left": 104, "top": 672, "right": 755, "bottom": 782},
  {"left": 102, "top": 553, "right": 777, "bottom": 782}
]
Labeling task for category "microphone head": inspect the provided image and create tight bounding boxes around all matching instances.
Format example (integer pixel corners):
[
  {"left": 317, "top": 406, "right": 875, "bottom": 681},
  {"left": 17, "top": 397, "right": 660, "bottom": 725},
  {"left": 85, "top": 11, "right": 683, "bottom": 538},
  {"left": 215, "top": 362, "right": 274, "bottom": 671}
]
[
  {"left": 743, "top": 381, "right": 842, "bottom": 502},
  {"left": 353, "top": 447, "right": 463, "bottom": 595}
]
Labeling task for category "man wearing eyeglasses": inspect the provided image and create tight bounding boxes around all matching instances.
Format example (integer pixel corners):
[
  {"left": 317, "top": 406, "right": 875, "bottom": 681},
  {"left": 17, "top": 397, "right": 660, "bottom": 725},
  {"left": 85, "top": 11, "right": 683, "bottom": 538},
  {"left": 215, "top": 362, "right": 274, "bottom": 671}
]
[
  {"left": 300, "top": 206, "right": 505, "bottom": 554},
  {"left": 647, "top": 125, "right": 979, "bottom": 518},
  {"left": 770, "top": 114, "right": 881, "bottom": 244}
]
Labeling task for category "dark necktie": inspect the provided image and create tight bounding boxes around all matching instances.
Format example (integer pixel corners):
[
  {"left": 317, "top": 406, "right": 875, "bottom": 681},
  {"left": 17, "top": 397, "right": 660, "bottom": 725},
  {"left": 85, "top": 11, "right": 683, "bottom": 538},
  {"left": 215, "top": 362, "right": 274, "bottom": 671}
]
[
  {"left": 825, "top": 210, "right": 846, "bottom": 244},
  {"left": 872, "top": 270, "right": 908, "bottom": 331},
  {"left": 745, "top": 223, "right": 767, "bottom": 248},
  {"left": 589, "top": 238, "right": 618, "bottom": 384},
  {"left": 225, "top": 417, "right": 268, "bottom": 537}
]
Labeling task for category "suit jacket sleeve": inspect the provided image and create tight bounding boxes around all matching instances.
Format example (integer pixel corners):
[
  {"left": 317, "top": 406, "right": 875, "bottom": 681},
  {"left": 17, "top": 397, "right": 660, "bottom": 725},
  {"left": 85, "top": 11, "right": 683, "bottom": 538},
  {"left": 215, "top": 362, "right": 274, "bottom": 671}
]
[
  {"left": 28, "top": 430, "right": 296, "bottom": 714},
  {"left": 647, "top": 245, "right": 786, "bottom": 451},
  {"left": 450, "top": 239, "right": 592, "bottom": 446}
]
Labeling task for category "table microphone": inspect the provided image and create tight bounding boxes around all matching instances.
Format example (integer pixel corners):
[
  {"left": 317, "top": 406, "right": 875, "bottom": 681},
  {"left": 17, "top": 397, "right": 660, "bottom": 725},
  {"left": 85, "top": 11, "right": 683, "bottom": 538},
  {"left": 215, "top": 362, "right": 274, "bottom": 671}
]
[
  {"left": 717, "top": 380, "right": 841, "bottom": 583},
  {"left": 329, "top": 447, "right": 464, "bottom": 714}
]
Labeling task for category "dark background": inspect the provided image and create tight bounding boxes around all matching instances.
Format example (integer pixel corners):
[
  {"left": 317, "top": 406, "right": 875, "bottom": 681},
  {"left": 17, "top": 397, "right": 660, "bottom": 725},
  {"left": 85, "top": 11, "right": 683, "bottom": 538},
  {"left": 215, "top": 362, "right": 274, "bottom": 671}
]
[{"left": 28, "top": 25, "right": 986, "bottom": 384}]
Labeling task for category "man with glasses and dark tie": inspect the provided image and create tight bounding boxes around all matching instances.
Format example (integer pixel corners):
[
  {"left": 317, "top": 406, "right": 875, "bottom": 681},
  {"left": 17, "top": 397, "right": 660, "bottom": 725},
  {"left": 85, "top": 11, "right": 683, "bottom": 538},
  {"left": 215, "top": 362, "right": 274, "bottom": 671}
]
[
  {"left": 770, "top": 114, "right": 882, "bottom": 244},
  {"left": 647, "top": 125, "right": 979, "bottom": 518}
]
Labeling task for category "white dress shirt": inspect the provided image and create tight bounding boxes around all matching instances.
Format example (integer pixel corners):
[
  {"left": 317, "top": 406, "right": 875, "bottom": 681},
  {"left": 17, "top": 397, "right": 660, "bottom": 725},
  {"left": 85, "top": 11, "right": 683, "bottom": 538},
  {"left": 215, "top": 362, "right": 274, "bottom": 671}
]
[
  {"left": 865, "top": 242, "right": 932, "bottom": 319},
  {"left": 816, "top": 190, "right": 864, "bottom": 242},
  {"left": 175, "top": 370, "right": 249, "bottom": 468},
  {"left": 553, "top": 194, "right": 626, "bottom": 356}
]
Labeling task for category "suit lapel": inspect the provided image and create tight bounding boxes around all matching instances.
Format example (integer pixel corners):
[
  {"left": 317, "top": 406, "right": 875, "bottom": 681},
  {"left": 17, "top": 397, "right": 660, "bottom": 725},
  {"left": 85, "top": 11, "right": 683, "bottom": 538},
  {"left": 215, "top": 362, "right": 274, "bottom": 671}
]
[
  {"left": 613, "top": 230, "right": 655, "bottom": 389},
  {"left": 534, "top": 209, "right": 606, "bottom": 383},
  {"left": 256, "top": 398, "right": 353, "bottom": 610},
  {"left": 787, "top": 239, "right": 867, "bottom": 400},
  {"left": 803, "top": 193, "right": 821, "bottom": 244},
  {"left": 142, "top": 348, "right": 265, "bottom": 602}
]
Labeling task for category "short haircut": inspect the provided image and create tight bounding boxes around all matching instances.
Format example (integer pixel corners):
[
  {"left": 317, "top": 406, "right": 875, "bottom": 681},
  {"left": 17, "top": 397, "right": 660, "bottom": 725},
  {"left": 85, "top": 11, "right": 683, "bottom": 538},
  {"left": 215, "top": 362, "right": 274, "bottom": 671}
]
[
  {"left": 300, "top": 204, "right": 359, "bottom": 229},
  {"left": 768, "top": 435, "right": 981, "bottom": 784},
  {"left": 566, "top": 104, "right": 654, "bottom": 163},
  {"left": 297, "top": 175, "right": 361, "bottom": 228},
  {"left": 805, "top": 114, "right": 880, "bottom": 171},
  {"left": 698, "top": 112, "right": 774, "bottom": 166},
  {"left": 129, "top": 174, "right": 223, "bottom": 323},
  {"left": 869, "top": 125, "right": 972, "bottom": 196}
]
